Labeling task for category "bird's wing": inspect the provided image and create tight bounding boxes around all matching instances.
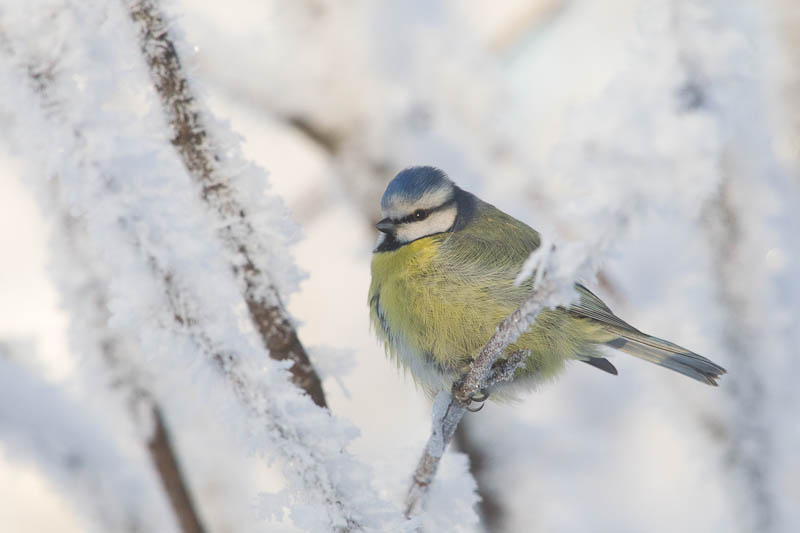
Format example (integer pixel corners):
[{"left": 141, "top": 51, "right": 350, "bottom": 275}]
[
  {"left": 439, "top": 209, "right": 630, "bottom": 330},
  {"left": 568, "top": 284, "right": 640, "bottom": 333},
  {"left": 438, "top": 208, "right": 635, "bottom": 334},
  {"left": 436, "top": 203, "right": 542, "bottom": 280}
]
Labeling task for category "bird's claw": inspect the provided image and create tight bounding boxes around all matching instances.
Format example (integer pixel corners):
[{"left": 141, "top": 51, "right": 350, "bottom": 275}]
[
  {"left": 470, "top": 390, "right": 489, "bottom": 403},
  {"left": 466, "top": 389, "right": 489, "bottom": 412}
]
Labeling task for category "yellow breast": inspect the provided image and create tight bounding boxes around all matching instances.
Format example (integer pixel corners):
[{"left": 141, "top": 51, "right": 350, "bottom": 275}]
[
  {"left": 369, "top": 231, "right": 579, "bottom": 396},
  {"left": 369, "top": 235, "right": 508, "bottom": 377},
  {"left": 369, "top": 237, "right": 439, "bottom": 356}
]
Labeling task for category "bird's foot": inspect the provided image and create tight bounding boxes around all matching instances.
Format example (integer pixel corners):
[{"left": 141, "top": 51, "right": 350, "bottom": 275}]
[
  {"left": 466, "top": 389, "right": 489, "bottom": 412},
  {"left": 470, "top": 390, "right": 489, "bottom": 403}
]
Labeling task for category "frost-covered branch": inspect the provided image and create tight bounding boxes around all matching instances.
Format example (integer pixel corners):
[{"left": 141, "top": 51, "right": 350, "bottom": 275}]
[
  {"left": 0, "top": 347, "right": 176, "bottom": 533},
  {"left": 125, "top": 0, "right": 326, "bottom": 408},
  {"left": 670, "top": 2, "right": 791, "bottom": 530},
  {"left": 703, "top": 178, "right": 775, "bottom": 531},
  {"left": 405, "top": 244, "right": 585, "bottom": 518},
  {"left": 0, "top": 1, "right": 401, "bottom": 530},
  {"left": 42, "top": 178, "right": 206, "bottom": 533},
  {"left": 0, "top": 26, "right": 205, "bottom": 533}
]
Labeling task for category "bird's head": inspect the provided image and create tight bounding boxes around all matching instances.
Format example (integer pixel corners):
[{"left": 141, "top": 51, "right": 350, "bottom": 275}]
[{"left": 375, "top": 166, "right": 463, "bottom": 249}]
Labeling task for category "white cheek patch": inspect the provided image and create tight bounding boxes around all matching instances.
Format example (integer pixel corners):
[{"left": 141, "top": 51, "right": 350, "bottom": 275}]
[
  {"left": 395, "top": 205, "right": 457, "bottom": 243},
  {"left": 383, "top": 185, "right": 454, "bottom": 220}
]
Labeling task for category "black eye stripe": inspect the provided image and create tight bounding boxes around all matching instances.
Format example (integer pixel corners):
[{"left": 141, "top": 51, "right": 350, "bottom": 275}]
[
  {"left": 398, "top": 210, "right": 426, "bottom": 224},
  {"left": 394, "top": 198, "right": 456, "bottom": 224}
]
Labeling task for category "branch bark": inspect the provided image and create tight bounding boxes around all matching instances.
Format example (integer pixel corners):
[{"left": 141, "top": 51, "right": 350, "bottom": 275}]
[
  {"left": 125, "top": 0, "right": 327, "bottom": 408},
  {"left": 147, "top": 405, "right": 206, "bottom": 533}
]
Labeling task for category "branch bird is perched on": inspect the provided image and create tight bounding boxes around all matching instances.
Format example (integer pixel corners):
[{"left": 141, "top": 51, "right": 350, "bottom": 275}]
[{"left": 369, "top": 166, "right": 725, "bottom": 401}]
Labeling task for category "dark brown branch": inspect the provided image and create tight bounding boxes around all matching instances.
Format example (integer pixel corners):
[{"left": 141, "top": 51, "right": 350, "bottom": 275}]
[
  {"left": 155, "top": 264, "right": 361, "bottom": 532},
  {"left": 126, "top": 0, "right": 326, "bottom": 408},
  {"left": 147, "top": 405, "right": 206, "bottom": 533}
]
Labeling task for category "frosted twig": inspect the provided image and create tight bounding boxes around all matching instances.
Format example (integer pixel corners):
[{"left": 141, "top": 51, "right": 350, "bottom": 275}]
[
  {"left": 125, "top": 0, "right": 327, "bottom": 408},
  {"left": 0, "top": 29, "right": 205, "bottom": 533},
  {"left": 0, "top": 348, "right": 173, "bottom": 532},
  {"left": 671, "top": 3, "right": 778, "bottom": 529},
  {"left": 405, "top": 267, "right": 569, "bottom": 519},
  {"left": 2, "top": 4, "right": 392, "bottom": 527},
  {"left": 54, "top": 182, "right": 206, "bottom": 533},
  {"left": 486, "top": 350, "right": 529, "bottom": 388}
]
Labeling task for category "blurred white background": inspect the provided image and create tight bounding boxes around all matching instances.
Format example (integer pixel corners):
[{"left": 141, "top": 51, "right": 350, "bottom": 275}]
[{"left": 1, "top": 0, "right": 798, "bottom": 531}]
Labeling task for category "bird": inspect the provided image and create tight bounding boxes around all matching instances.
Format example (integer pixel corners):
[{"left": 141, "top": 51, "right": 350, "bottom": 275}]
[{"left": 368, "top": 166, "right": 725, "bottom": 401}]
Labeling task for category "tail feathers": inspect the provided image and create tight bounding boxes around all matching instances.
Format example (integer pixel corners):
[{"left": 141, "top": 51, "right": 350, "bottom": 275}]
[{"left": 607, "top": 333, "right": 726, "bottom": 386}]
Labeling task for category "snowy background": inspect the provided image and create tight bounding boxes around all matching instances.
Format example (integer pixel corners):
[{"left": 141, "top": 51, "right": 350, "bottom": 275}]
[{"left": 1, "top": 0, "right": 798, "bottom": 532}]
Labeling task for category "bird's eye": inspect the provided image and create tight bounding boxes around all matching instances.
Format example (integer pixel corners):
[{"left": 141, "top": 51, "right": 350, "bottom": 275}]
[{"left": 413, "top": 209, "right": 428, "bottom": 221}]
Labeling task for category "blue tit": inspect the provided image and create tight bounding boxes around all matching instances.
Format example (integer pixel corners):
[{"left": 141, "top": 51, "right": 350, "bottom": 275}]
[{"left": 368, "top": 166, "right": 725, "bottom": 399}]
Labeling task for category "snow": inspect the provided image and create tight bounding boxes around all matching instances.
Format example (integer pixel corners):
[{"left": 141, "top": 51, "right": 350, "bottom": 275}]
[
  {"left": 2, "top": 1, "right": 402, "bottom": 531},
  {"left": 1, "top": 0, "right": 798, "bottom": 532},
  {"left": 0, "top": 345, "right": 176, "bottom": 532}
]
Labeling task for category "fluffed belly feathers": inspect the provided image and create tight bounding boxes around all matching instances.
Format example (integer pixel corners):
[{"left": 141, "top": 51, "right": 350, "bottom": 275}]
[{"left": 368, "top": 237, "right": 610, "bottom": 398}]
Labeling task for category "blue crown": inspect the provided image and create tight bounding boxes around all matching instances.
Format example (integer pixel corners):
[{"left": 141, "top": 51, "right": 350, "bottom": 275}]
[{"left": 381, "top": 166, "right": 452, "bottom": 209}]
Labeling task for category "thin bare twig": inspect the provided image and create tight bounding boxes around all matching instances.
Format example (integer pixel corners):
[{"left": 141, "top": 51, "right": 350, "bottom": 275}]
[
  {"left": 125, "top": 0, "right": 327, "bottom": 408},
  {"left": 405, "top": 272, "right": 562, "bottom": 517}
]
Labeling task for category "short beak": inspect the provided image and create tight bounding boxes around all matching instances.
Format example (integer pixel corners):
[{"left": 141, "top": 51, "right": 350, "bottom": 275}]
[{"left": 375, "top": 218, "right": 395, "bottom": 234}]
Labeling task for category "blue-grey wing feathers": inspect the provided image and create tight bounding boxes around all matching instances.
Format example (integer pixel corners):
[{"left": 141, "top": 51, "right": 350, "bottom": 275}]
[{"left": 569, "top": 284, "right": 726, "bottom": 385}]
